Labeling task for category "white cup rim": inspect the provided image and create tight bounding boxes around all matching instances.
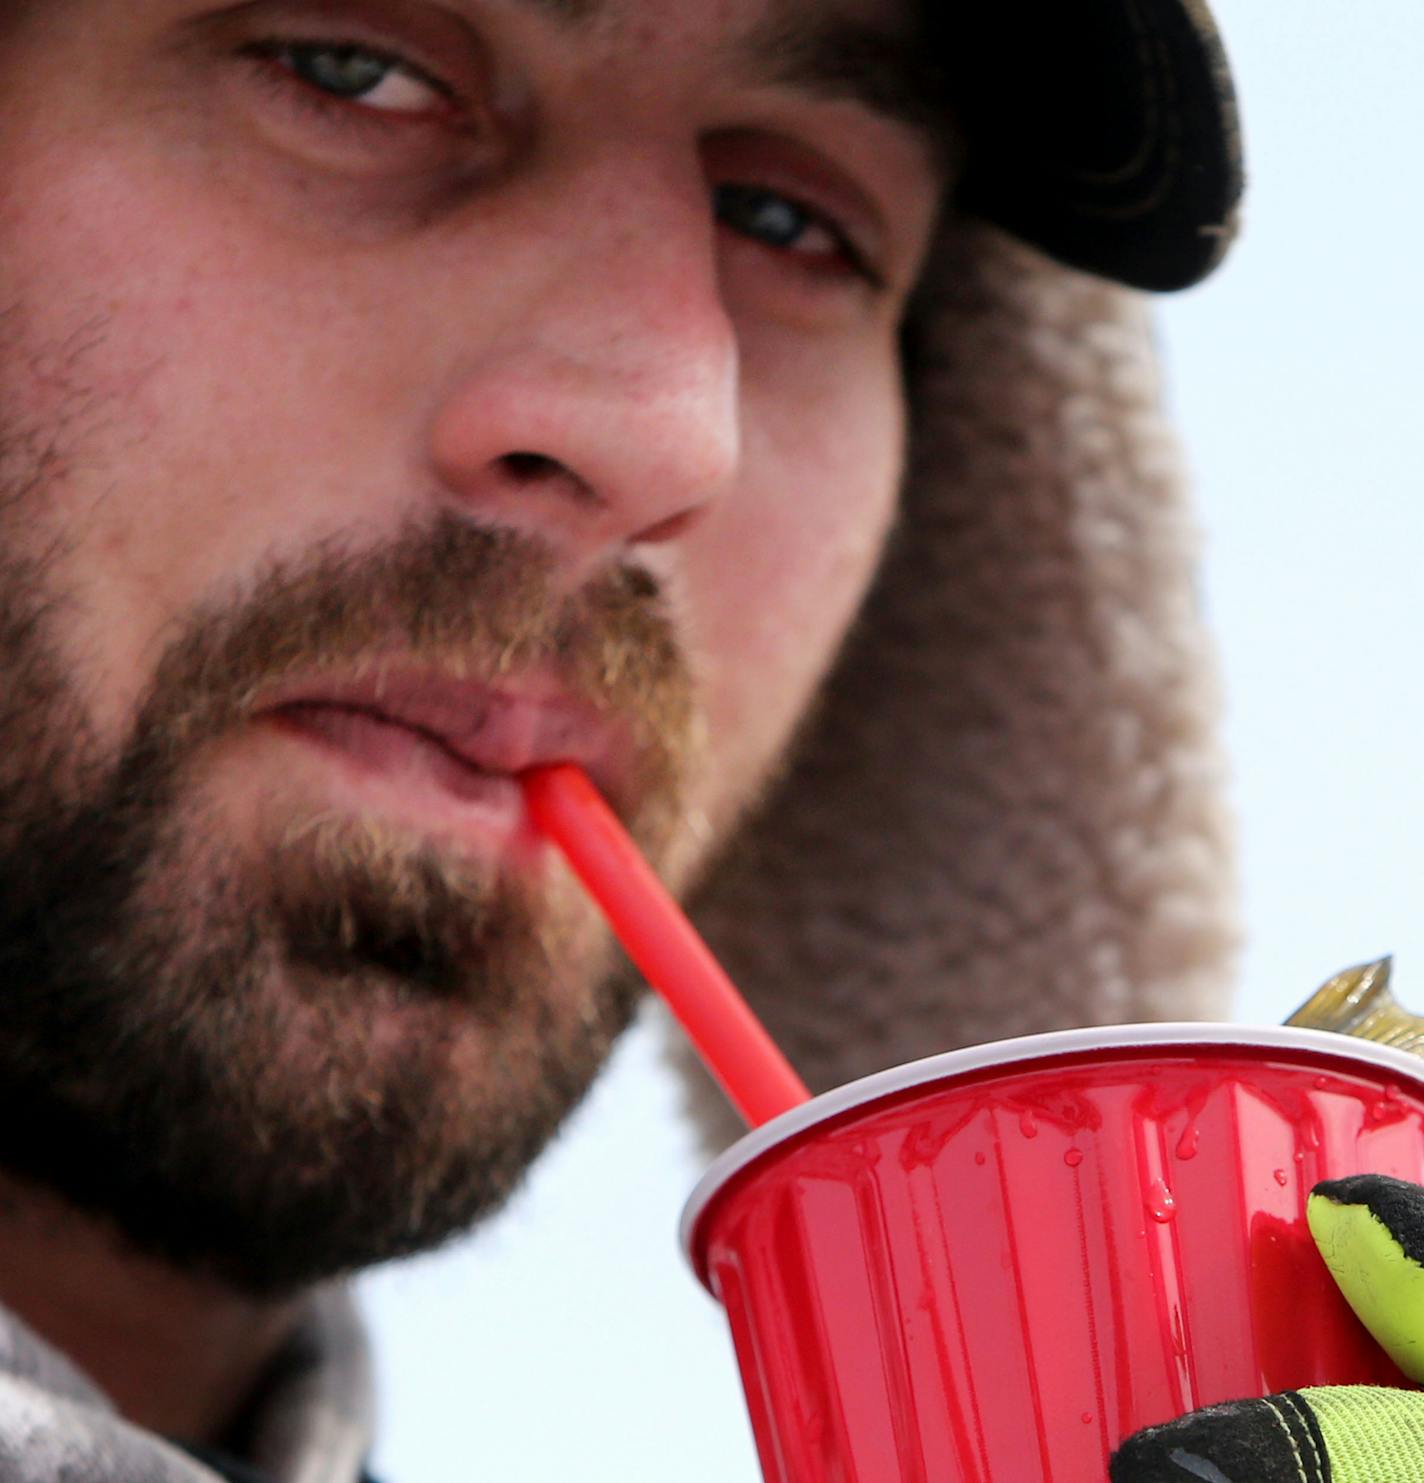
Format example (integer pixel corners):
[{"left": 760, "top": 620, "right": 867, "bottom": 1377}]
[{"left": 679, "top": 1021, "right": 1424, "bottom": 1269}]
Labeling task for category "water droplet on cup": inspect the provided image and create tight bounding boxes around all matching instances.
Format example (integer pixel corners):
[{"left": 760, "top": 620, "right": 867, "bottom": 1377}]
[
  {"left": 1081, "top": 1413, "right": 1094, "bottom": 1426},
  {"left": 1064, "top": 1148, "right": 1084, "bottom": 1168},
  {"left": 1019, "top": 1110, "right": 1038, "bottom": 1139},
  {"left": 1273, "top": 1168, "right": 1288, "bottom": 1186},
  {"left": 974, "top": 1151, "right": 987, "bottom": 1166},
  {"left": 1175, "top": 1125, "right": 1200, "bottom": 1160},
  {"left": 1315, "top": 1076, "right": 1331, "bottom": 1090},
  {"left": 1146, "top": 1178, "right": 1177, "bottom": 1223}
]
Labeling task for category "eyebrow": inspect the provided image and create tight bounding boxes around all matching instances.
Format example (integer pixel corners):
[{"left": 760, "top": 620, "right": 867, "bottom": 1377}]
[
  {"left": 506, "top": 0, "right": 604, "bottom": 22},
  {"left": 504, "top": 0, "right": 953, "bottom": 160},
  {"left": 732, "top": 9, "right": 956, "bottom": 167},
  {"left": 495, "top": 0, "right": 956, "bottom": 191}
]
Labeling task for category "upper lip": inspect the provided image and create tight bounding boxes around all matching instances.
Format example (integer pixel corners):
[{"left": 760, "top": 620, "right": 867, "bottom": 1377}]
[{"left": 253, "top": 666, "right": 632, "bottom": 804}]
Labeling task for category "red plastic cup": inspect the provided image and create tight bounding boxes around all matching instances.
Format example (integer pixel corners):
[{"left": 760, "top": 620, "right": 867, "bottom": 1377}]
[{"left": 681, "top": 1024, "right": 1424, "bottom": 1482}]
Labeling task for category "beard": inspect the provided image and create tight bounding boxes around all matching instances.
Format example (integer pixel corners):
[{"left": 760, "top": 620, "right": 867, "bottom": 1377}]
[{"left": 0, "top": 506, "right": 699, "bottom": 1298}]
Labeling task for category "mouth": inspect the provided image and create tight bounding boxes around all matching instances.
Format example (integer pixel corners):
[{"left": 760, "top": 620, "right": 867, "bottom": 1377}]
[{"left": 253, "top": 669, "right": 630, "bottom": 844}]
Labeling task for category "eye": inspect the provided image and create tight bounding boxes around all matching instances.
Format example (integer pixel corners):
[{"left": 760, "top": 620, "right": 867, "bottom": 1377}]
[
  {"left": 248, "top": 40, "right": 450, "bottom": 117},
  {"left": 714, "top": 183, "right": 876, "bottom": 282}
]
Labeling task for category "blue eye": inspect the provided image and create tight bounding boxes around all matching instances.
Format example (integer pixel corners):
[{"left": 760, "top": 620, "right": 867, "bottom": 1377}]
[
  {"left": 716, "top": 183, "right": 847, "bottom": 254},
  {"left": 291, "top": 45, "right": 390, "bottom": 99},
  {"left": 712, "top": 184, "right": 878, "bottom": 285},
  {"left": 253, "top": 40, "right": 448, "bottom": 115},
  {"left": 715, "top": 185, "right": 813, "bottom": 248}
]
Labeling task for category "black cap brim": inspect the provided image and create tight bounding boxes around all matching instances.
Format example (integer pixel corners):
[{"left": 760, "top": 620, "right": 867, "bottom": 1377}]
[{"left": 933, "top": 0, "right": 1243, "bottom": 292}]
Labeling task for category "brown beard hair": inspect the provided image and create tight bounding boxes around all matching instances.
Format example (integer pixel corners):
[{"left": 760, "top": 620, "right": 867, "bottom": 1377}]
[{"left": 0, "top": 507, "right": 697, "bottom": 1297}]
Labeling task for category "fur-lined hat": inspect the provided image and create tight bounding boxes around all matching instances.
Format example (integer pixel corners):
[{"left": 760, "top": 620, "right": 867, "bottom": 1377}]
[{"left": 682, "top": 0, "right": 1245, "bottom": 1147}]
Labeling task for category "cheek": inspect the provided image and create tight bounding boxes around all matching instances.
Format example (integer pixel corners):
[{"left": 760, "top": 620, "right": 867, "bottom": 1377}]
[
  {"left": 0, "top": 147, "right": 414, "bottom": 735},
  {"left": 682, "top": 339, "right": 905, "bottom": 833}
]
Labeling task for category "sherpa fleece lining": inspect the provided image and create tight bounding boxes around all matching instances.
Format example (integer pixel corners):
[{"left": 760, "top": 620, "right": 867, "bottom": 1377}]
[{"left": 678, "top": 220, "right": 1238, "bottom": 1150}]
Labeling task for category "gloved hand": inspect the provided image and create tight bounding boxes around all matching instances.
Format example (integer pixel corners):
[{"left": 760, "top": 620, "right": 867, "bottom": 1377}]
[{"left": 1111, "top": 1174, "right": 1424, "bottom": 1482}]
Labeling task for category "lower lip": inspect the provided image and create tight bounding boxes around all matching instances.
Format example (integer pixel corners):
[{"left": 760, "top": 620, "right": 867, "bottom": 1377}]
[{"left": 264, "top": 703, "right": 525, "bottom": 829}]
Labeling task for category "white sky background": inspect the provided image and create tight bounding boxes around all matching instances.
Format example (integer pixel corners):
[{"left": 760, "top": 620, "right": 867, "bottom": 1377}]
[{"left": 360, "top": 6, "right": 1424, "bottom": 1478}]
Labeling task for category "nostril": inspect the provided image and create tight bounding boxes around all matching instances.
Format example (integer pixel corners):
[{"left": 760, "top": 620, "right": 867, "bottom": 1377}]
[
  {"left": 500, "top": 452, "right": 562, "bottom": 483},
  {"left": 497, "top": 451, "right": 604, "bottom": 507}
]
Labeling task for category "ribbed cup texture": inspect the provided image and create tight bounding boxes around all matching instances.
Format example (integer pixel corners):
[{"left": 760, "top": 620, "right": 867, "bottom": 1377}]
[{"left": 700, "top": 1049, "right": 1424, "bottom": 1483}]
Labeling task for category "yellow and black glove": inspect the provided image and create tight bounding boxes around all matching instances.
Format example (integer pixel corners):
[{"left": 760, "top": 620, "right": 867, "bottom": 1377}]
[{"left": 1111, "top": 1174, "right": 1424, "bottom": 1481}]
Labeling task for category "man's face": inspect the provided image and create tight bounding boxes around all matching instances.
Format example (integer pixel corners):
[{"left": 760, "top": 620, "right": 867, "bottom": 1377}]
[{"left": 0, "top": 0, "right": 943, "bottom": 1291}]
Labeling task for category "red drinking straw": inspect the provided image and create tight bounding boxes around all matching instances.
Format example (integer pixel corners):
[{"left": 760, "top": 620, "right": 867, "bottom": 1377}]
[{"left": 521, "top": 763, "right": 811, "bottom": 1129}]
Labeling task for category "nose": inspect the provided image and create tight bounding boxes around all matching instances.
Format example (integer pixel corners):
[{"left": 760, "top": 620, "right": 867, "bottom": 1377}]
[{"left": 426, "top": 148, "right": 741, "bottom": 581}]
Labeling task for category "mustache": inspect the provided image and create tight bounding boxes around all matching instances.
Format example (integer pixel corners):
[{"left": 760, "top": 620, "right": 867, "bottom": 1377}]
[{"left": 120, "top": 513, "right": 697, "bottom": 831}]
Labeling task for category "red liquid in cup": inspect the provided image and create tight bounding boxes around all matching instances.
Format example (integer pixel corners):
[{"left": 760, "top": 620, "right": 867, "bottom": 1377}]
[{"left": 682, "top": 1025, "right": 1424, "bottom": 1483}]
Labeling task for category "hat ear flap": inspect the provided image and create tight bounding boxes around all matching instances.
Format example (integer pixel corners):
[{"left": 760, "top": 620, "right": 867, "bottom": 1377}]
[{"left": 678, "top": 220, "right": 1237, "bottom": 1154}]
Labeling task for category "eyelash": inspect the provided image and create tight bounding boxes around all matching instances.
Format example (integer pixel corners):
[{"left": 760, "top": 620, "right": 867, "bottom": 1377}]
[
  {"left": 237, "top": 38, "right": 881, "bottom": 286},
  {"left": 713, "top": 185, "right": 882, "bottom": 289},
  {"left": 239, "top": 36, "right": 457, "bottom": 139}
]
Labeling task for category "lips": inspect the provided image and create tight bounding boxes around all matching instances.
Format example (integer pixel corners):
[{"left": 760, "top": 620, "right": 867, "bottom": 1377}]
[
  {"left": 254, "top": 669, "right": 628, "bottom": 819},
  {"left": 269, "top": 702, "right": 516, "bottom": 806}
]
